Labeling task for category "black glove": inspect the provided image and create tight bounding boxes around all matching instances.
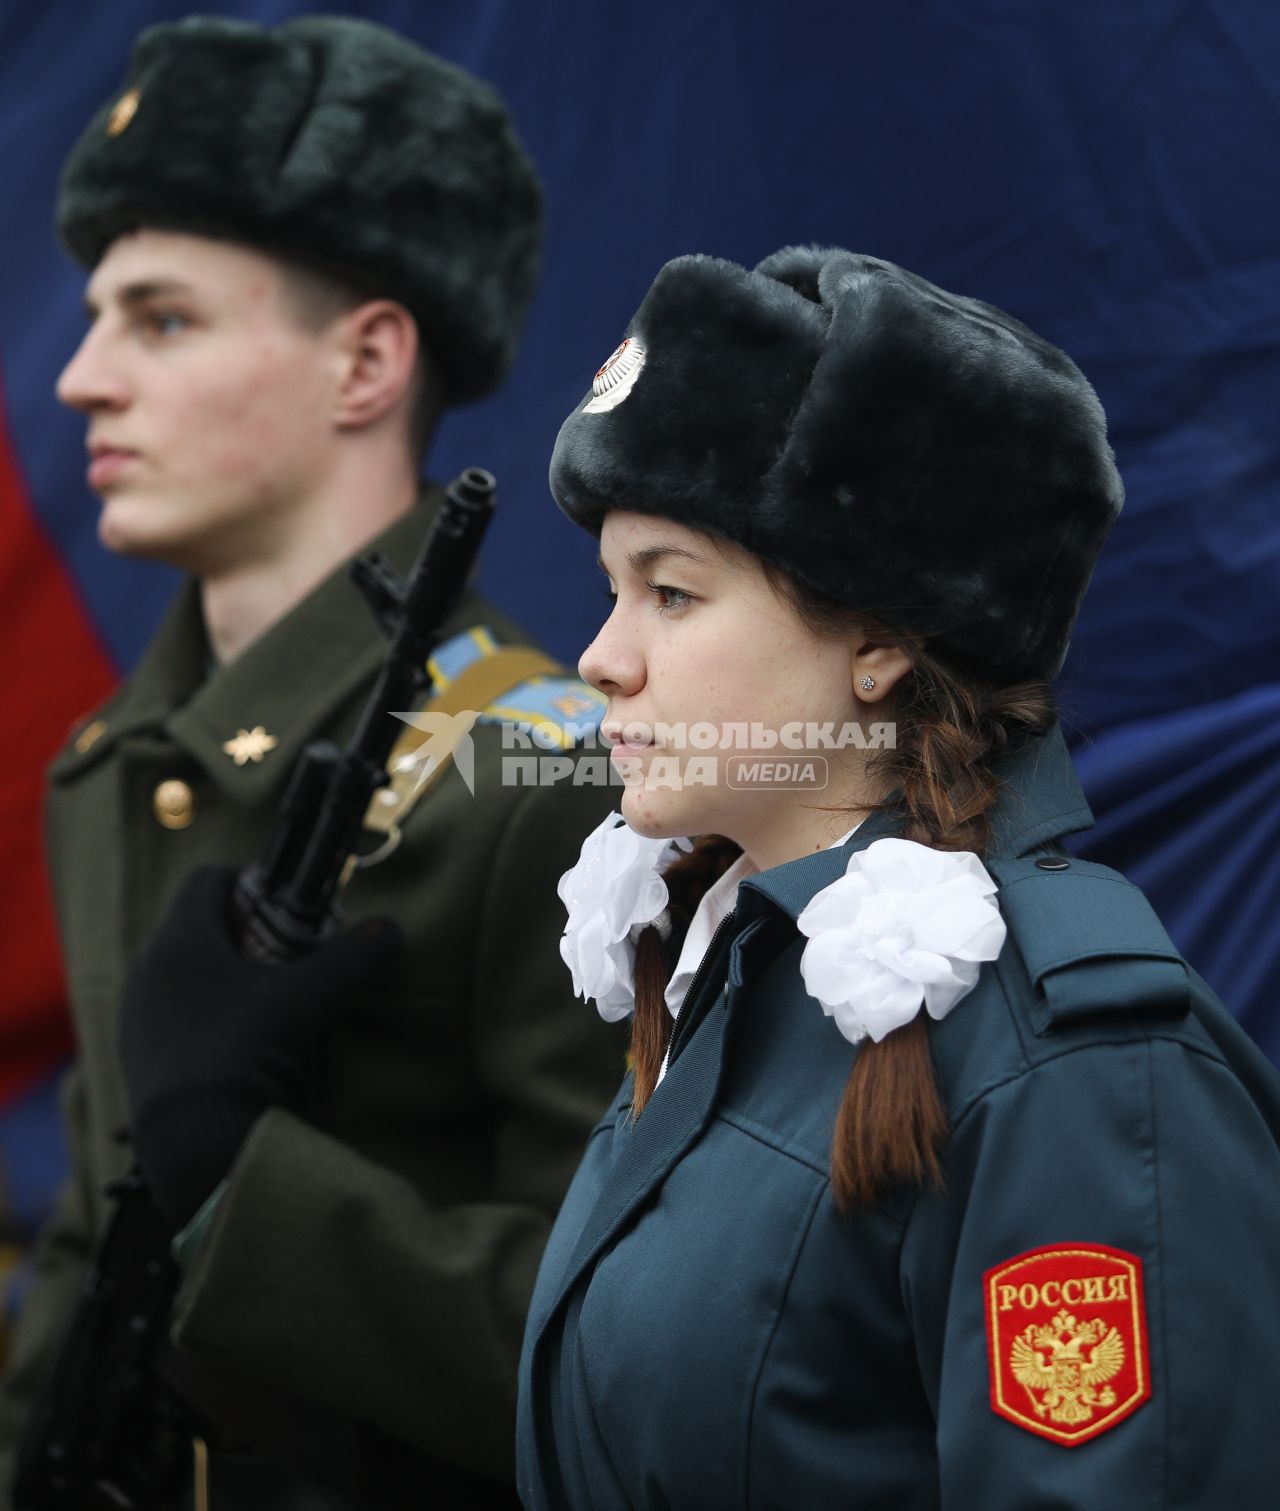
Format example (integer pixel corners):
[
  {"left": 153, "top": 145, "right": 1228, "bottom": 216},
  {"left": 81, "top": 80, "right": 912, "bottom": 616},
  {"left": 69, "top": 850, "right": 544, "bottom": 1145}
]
[{"left": 120, "top": 864, "right": 401, "bottom": 1230}]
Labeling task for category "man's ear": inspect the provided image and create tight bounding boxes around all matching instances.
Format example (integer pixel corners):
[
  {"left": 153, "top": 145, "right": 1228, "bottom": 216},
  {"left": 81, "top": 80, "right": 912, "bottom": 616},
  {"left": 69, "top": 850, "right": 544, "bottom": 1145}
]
[{"left": 330, "top": 299, "right": 419, "bottom": 431}]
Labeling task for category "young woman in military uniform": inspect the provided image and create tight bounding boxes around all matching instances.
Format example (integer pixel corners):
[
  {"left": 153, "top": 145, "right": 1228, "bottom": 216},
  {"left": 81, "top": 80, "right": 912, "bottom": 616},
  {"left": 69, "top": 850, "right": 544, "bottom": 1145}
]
[{"left": 515, "top": 246, "right": 1280, "bottom": 1508}]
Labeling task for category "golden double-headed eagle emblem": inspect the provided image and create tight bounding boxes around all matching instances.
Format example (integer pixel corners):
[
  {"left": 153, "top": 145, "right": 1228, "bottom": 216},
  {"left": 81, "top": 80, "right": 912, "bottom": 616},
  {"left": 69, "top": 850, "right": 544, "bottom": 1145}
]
[{"left": 1010, "top": 1309, "right": 1125, "bottom": 1426}]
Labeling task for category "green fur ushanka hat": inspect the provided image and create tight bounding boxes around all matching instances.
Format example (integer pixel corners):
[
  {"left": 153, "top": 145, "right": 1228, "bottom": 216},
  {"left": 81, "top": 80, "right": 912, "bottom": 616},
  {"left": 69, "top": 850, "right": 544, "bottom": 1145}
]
[
  {"left": 551, "top": 247, "right": 1124, "bottom": 682},
  {"left": 57, "top": 15, "right": 543, "bottom": 406}
]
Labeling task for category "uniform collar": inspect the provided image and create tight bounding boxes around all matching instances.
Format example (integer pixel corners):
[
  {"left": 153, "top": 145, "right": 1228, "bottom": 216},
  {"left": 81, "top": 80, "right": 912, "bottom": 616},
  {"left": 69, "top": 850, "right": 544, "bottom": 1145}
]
[
  {"left": 741, "top": 722, "right": 1093, "bottom": 925},
  {"left": 51, "top": 489, "right": 446, "bottom": 802}
]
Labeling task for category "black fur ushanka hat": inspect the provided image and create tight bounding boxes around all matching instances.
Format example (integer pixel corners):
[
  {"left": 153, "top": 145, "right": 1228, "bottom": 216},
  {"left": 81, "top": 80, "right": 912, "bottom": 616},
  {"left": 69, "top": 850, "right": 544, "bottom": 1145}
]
[
  {"left": 57, "top": 15, "right": 543, "bottom": 407},
  {"left": 551, "top": 247, "right": 1124, "bottom": 682}
]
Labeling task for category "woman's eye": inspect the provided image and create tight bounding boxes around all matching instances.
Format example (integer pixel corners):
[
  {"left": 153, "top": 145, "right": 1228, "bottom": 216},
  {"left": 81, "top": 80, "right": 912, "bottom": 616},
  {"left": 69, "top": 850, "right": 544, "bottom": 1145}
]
[{"left": 646, "top": 580, "right": 692, "bottom": 613}]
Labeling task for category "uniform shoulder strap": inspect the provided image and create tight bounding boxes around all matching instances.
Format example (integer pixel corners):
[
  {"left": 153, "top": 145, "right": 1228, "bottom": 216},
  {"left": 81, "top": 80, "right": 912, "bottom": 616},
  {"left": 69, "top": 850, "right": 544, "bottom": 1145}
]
[
  {"left": 986, "top": 854, "right": 1190, "bottom": 1033},
  {"left": 362, "top": 626, "right": 602, "bottom": 840}
]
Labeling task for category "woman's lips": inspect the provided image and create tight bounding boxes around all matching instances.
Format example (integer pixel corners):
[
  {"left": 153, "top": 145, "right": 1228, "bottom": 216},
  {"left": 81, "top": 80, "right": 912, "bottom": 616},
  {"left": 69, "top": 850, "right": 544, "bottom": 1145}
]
[
  {"left": 87, "top": 449, "right": 137, "bottom": 489},
  {"left": 604, "top": 731, "right": 655, "bottom": 761}
]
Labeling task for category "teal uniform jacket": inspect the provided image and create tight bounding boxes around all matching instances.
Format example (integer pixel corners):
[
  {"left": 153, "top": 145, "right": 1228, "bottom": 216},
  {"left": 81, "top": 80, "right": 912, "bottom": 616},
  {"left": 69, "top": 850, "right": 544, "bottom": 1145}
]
[
  {"left": 0, "top": 494, "right": 625, "bottom": 1505},
  {"left": 517, "top": 725, "right": 1280, "bottom": 1510}
]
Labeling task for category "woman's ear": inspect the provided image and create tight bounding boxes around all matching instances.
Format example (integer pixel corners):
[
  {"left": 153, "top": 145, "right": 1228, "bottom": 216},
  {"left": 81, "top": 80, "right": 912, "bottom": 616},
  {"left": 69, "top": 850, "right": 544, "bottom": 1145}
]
[
  {"left": 851, "top": 641, "right": 913, "bottom": 702},
  {"left": 330, "top": 299, "right": 419, "bottom": 431}
]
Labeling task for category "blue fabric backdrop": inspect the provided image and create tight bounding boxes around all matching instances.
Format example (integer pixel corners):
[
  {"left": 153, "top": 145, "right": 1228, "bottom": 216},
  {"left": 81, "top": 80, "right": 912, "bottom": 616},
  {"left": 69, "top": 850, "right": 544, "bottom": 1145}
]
[{"left": 1, "top": 1, "right": 1277, "bottom": 1068}]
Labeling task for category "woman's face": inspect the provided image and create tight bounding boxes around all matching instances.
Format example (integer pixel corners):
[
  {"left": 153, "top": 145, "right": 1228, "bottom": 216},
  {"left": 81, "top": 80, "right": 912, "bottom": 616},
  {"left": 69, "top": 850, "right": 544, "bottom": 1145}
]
[{"left": 581, "top": 511, "right": 874, "bottom": 867}]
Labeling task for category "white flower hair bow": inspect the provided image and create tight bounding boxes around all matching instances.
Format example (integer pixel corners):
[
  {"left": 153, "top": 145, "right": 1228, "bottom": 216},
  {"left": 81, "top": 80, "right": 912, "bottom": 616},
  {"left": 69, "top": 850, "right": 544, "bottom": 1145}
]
[
  {"left": 557, "top": 812, "right": 693, "bottom": 1021},
  {"left": 797, "top": 837, "right": 1006, "bottom": 1045}
]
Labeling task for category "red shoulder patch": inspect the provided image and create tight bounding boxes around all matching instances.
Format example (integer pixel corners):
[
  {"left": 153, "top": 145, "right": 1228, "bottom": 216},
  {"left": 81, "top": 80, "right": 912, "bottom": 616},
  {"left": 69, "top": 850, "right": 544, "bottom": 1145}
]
[{"left": 984, "top": 1243, "right": 1151, "bottom": 1447}]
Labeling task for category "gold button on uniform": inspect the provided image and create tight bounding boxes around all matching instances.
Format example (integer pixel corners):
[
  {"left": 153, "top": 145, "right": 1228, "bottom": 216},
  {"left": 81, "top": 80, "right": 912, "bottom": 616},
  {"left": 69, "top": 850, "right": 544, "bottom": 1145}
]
[{"left": 153, "top": 779, "right": 196, "bottom": 830}]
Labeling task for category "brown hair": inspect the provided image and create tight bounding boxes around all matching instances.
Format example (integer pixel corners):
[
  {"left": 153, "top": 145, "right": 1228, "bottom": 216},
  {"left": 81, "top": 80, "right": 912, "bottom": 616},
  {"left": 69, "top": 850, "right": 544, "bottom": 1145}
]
[
  {"left": 277, "top": 259, "right": 441, "bottom": 463},
  {"left": 627, "top": 564, "right": 1055, "bottom": 1211}
]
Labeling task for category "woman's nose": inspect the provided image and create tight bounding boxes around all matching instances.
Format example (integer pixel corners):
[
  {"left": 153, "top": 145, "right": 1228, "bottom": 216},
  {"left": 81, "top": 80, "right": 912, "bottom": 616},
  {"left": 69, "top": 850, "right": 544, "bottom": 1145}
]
[{"left": 579, "top": 612, "right": 644, "bottom": 697}]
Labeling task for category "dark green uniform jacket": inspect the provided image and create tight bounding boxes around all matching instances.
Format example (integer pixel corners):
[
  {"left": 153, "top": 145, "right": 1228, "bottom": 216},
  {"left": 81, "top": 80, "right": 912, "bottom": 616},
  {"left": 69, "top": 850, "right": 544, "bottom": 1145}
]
[
  {"left": 517, "top": 725, "right": 1280, "bottom": 1510},
  {"left": 0, "top": 496, "right": 623, "bottom": 1506}
]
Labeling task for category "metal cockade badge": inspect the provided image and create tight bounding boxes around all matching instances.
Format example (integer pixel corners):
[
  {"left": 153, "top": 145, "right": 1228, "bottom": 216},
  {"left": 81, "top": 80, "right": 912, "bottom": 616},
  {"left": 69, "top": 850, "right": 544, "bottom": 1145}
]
[
  {"left": 583, "top": 337, "right": 646, "bottom": 413},
  {"left": 107, "top": 87, "right": 141, "bottom": 137}
]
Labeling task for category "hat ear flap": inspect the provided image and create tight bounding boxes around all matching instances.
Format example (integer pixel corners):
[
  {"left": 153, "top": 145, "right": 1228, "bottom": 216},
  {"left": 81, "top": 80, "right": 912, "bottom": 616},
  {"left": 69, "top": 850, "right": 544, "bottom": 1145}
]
[{"left": 755, "top": 244, "right": 844, "bottom": 306}]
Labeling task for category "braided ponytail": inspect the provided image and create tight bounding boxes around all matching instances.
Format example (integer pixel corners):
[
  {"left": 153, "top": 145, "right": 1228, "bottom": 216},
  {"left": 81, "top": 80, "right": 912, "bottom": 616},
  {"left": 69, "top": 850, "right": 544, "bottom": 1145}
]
[{"left": 833, "top": 649, "right": 1054, "bottom": 1208}]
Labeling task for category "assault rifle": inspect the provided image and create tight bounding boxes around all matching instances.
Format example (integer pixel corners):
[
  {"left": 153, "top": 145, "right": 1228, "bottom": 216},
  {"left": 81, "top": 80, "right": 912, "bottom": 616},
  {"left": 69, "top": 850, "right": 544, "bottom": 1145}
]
[{"left": 13, "top": 470, "right": 497, "bottom": 1509}]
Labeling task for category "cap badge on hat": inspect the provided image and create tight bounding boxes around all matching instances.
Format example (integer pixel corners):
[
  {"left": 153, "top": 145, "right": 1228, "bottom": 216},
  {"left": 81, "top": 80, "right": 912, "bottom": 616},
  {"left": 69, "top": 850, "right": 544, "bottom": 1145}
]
[
  {"left": 584, "top": 337, "right": 646, "bottom": 413},
  {"left": 106, "top": 87, "right": 141, "bottom": 138}
]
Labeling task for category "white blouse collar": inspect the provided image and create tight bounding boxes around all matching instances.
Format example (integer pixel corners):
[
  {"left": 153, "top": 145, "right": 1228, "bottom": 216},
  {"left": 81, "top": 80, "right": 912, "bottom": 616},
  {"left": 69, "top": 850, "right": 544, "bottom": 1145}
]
[{"left": 664, "top": 851, "right": 757, "bottom": 1018}]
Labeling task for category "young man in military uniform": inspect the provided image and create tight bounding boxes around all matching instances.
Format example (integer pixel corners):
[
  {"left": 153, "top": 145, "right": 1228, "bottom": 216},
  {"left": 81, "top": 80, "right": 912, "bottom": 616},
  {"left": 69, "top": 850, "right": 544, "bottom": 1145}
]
[{"left": 0, "top": 17, "right": 620, "bottom": 1510}]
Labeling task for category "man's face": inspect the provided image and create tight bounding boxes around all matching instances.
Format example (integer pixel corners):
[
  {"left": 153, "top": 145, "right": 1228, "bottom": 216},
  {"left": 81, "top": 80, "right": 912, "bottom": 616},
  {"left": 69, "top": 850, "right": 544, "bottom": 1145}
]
[{"left": 57, "top": 228, "right": 341, "bottom": 573}]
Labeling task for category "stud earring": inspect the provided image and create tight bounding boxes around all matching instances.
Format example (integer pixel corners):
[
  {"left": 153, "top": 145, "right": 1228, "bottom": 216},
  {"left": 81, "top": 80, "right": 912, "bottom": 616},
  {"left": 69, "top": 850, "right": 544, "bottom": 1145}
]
[{"left": 861, "top": 676, "right": 876, "bottom": 692}]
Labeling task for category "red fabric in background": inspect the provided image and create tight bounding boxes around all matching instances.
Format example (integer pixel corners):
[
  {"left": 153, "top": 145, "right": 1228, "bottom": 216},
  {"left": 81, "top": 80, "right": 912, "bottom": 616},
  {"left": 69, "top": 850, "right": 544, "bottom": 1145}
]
[{"left": 0, "top": 370, "right": 116, "bottom": 1107}]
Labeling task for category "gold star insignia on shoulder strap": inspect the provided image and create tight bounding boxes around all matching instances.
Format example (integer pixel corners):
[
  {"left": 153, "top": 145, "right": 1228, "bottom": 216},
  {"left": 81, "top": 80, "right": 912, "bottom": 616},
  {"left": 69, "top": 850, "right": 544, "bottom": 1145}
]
[{"left": 222, "top": 726, "right": 279, "bottom": 765}]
